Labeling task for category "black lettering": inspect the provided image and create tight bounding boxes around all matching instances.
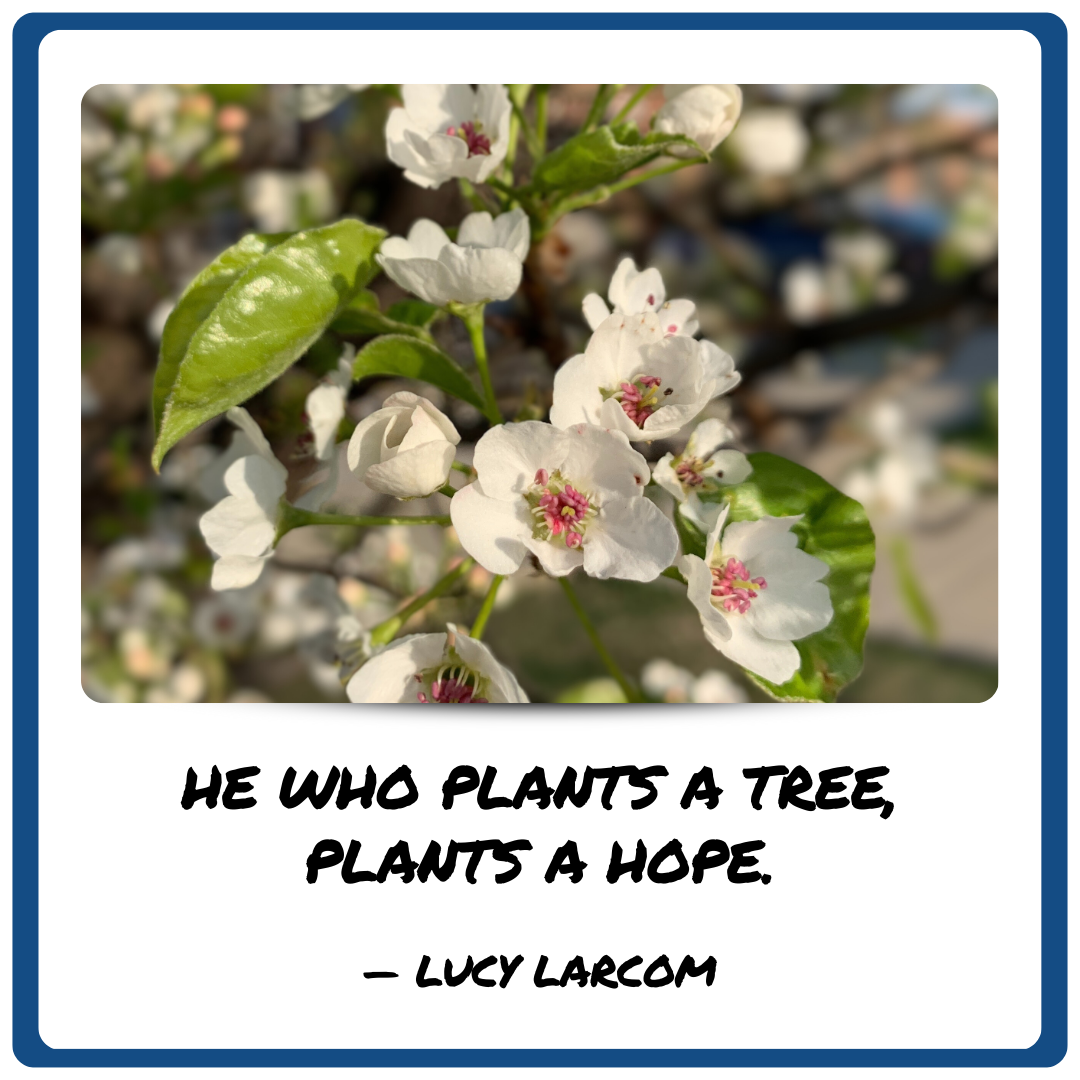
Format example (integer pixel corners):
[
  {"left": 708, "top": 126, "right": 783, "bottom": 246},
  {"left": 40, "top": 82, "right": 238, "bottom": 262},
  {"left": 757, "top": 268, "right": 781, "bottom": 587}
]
[
  {"left": 376, "top": 840, "right": 417, "bottom": 883},
  {"left": 691, "top": 840, "right": 730, "bottom": 883},
  {"left": 534, "top": 955, "right": 559, "bottom": 987},
  {"left": 629, "top": 765, "right": 669, "bottom": 809},
  {"left": 816, "top": 766, "right": 854, "bottom": 809},
  {"left": 544, "top": 840, "right": 587, "bottom": 883},
  {"left": 477, "top": 766, "right": 513, "bottom": 809},
  {"left": 416, "top": 955, "right": 441, "bottom": 987},
  {"left": 617, "top": 955, "right": 643, "bottom": 987},
  {"left": 606, "top": 840, "right": 647, "bottom": 883},
  {"left": 342, "top": 839, "right": 376, "bottom": 883},
  {"left": 513, "top": 767, "right": 553, "bottom": 809},
  {"left": 306, "top": 838, "right": 344, "bottom": 883},
  {"left": 728, "top": 839, "right": 767, "bottom": 883},
  {"left": 280, "top": 767, "right": 339, "bottom": 809},
  {"left": 675, "top": 955, "right": 716, "bottom": 987},
  {"left": 590, "top": 955, "right": 618, "bottom": 988},
  {"left": 377, "top": 765, "right": 419, "bottom": 809},
  {"left": 416, "top": 840, "right": 458, "bottom": 883},
  {"left": 551, "top": 767, "right": 594, "bottom": 808},
  {"left": 336, "top": 766, "right": 376, "bottom": 809},
  {"left": 643, "top": 955, "right": 675, "bottom": 987},
  {"left": 680, "top": 766, "right": 723, "bottom": 809},
  {"left": 472, "top": 955, "right": 497, "bottom": 987},
  {"left": 493, "top": 840, "right": 533, "bottom": 883},
  {"left": 181, "top": 765, "right": 222, "bottom": 809},
  {"left": 743, "top": 765, "right": 789, "bottom": 809},
  {"left": 648, "top": 839, "right": 690, "bottom": 883},
  {"left": 442, "top": 766, "right": 480, "bottom": 809},
  {"left": 778, "top": 765, "right": 816, "bottom": 811}
]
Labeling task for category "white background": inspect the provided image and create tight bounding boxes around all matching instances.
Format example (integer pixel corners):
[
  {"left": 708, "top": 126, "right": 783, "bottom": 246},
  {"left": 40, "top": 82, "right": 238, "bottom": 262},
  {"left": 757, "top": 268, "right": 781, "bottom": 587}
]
[{"left": 4, "top": 1, "right": 1069, "bottom": 1075}]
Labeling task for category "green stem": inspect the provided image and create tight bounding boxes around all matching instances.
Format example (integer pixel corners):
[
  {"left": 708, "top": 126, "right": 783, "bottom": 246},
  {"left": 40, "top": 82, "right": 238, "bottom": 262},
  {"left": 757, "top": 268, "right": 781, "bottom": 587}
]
[
  {"left": 275, "top": 504, "right": 450, "bottom": 544},
  {"left": 469, "top": 575, "right": 505, "bottom": 639},
  {"left": 510, "top": 95, "right": 543, "bottom": 160},
  {"left": 890, "top": 535, "right": 939, "bottom": 643},
  {"left": 611, "top": 84, "right": 656, "bottom": 126},
  {"left": 551, "top": 154, "right": 708, "bottom": 218},
  {"left": 582, "top": 84, "right": 622, "bottom": 132},
  {"left": 456, "top": 305, "right": 502, "bottom": 426},
  {"left": 369, "top": 557, "right": 475, "bottom": 647},
  {"left": 534, "top": 85, "right": 549, "bottom": 153},
  {"left": 557, "top": 577, "right": 643, "bottom": 703},
  {"left": 457, "top": 178, "right": 488, "bottom": 213},
  {"left": 437, "top": 483, "right": 457, "bottom": 498},
  {"left": 451, "top": 460, "right": 476, "bottom": 477}
]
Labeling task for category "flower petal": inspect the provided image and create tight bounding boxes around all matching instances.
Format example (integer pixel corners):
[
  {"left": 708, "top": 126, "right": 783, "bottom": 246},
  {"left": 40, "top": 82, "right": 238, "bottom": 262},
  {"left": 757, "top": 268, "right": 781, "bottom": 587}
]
[
  {"left": 584, "top": 496, "right": 678, "bottom": 582},
  {"left": 346, "top": 632, "right": 449, "bottom": 703},
  {"left": 305, "top": 382, "right": 346, "bottom": 461},
  {"left": 347, "top": 409, "right": 395, "bottom": 476},
  {"left": 716, "top": 616, "right": 801, "bottom": 685},
  {"left": 658, "top": 298, "right": 698, "bottom": 336},
  {"left": 549, "top": 352, "right": 603, "bottom": 430},
  {"left": 560, "top": 423, "right": 649, "bottom": 498},
  {"left": 450, "top": 483, "right": 531, "bottom": 574},
  {"left": 211, "top": 553, "right": 271, "bottom": 591},
  {"left": 523, "top": 535, "right": 584, "bottom": 577},
  {"left": 687, "top": 417, "right": 736, "bottom": 459},
  {"left": 745, "top": 572, "right": 833, "bottom": 643},
  {"left": 705, "top": 449, "right": 753, "bottom": 487},
  {"left": 472, "top": 421, "right": 566, "bottom": 498},
  {"left": 452, "top": 630, "right": 529, "bottom": 703},
  {"left": 582, "top": 292, "right": 610, "bottom": 331},
  {"left": 681, "top": 553, "right": 733, "bottom": 643},
  {"left": 651, "top": 454, "right": 684, "bottom": 502},
  {"left": 366, "top": 440, "right": 455, "bottom": 498}
]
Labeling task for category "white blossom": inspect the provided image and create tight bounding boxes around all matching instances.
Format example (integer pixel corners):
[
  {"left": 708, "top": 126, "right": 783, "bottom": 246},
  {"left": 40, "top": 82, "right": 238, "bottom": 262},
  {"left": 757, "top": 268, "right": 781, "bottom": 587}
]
[
  {"left": 652, "top": 418, "right": 753, "bottom": 504},
  {"left": 652, "top": 84, "right": 743, "bottom": 156},
  {"left": 306, "top": 346, "right": 354, "bottom": 462},
  {"left": 199, "top": 408, "right": 287, "bottom": 591},
  {"left": 377, "top": 209, "right": 529, "bottom": 307},
  {"left": 729, "top": 107, "right": 809, "bottom": 177},
  {"left": 581, "top": 256, "right": 699, "bottom": 336},
  {"left": 346, "top": 625, "right": 528, "bottom": 703},
  {"left": 681, "top": 504, "right": 833, "bottom": 685},
  {"left": 386, "top": 84, "right": 511, "bottom": 190},
  {"left": 347, "top": 391, "right": 460, "bottom": 499},
  {"left": 641, "top": 658, "right": 747, "bottom": 703},
  {"left": 550, "top": 313, "right": 740, "bottom": 442},
  {"left": 296, "top": 84, "right": 368, "bottom": 122},
  {"left": 451, "top": 421, "right": 677, "bottom": 582}
]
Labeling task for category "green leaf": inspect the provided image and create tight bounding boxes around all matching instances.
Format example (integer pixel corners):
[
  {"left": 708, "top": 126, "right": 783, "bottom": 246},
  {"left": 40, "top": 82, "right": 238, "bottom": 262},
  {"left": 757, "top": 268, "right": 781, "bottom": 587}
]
[
  {"left": 152, "top": 219, "right": 385, "bottom": 470},
  {"left": 153, "top": 231, "right": 291, "bottom": 436},
  {"left": 351, "top": 335, "right": 486, "bottom": 414},
  {"left": 531, "top": 123, "right": 699, "bottom": 194},
  {"left": 686, "top": 453, "right": 876, "bottom": 703},
  {"left": 331, "top": 291, "right": 440, "bottom": 340}
]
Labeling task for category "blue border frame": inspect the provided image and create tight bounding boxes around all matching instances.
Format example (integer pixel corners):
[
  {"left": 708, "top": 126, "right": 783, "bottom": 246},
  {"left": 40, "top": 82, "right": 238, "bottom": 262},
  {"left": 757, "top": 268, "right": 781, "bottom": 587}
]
[{"left": 15, "top": 11, "right": 1066, "bottom": 1067}]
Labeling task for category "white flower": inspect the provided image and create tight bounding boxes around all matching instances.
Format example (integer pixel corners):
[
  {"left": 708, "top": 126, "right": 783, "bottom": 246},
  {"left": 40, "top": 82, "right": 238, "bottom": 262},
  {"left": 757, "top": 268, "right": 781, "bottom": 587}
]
[
  {"left": 825, "top": 231, "right": 893, "bottom": 282},
  {"left": 347, "top": 391, "right": 460, "bottom": 499},
  {"left": 192, "top": 590, "right": 258, "bottom": 649},
  {"left": 386, "top": 84, "right": 512, "bottom": 190},
  {"left": 581, "top": 256, "right": 699, "bottom": 336},
  {"left": 450, "top": 421, "right": 677, "bottom": 582},
  {"left": 680, "top": 504, "right": 833, "bottom": 685},
  {"left": 652, "top": 417, "right": 753, "bottom": 504},
  {"left": 296, "top": 84, "right": 368, "bottom": 122},
  {"left": 346, "top": 625, "right": 528, "bottom": 703},
  {"left": 306, "top": 346, "right": 354, "bottom": 462},
  {"left": 550, "top": 313, "right": 740, "bottom": 443},
  {"left": 199, "top": 408, "right": 287, "bottom": 591},
  {"left": 377, "top": 209, "right": 529, "bottom": 307},
  {"left": 652, "top": 84, "right": 743, "bottom": 156},
  {"left": 641, "top": 658, "right": 747, "bottom": 703},
  {"left": 729, "top": 107, "right": 809, "bottom": 177},
  {"left": 242, "top": 168, "right": 336, "bottom": 233}
]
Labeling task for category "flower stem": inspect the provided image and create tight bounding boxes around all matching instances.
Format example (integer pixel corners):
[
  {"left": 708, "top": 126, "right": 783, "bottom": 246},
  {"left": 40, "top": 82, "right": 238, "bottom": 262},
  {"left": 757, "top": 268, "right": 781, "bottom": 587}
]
[
  {"left": 582, "top": 84, "right": 622, "bottom": 132},
  {"left": 451, "top": 460, "right": 476, "bottom": 477},
  {"left": 437, "top": 482, "right": 457, "bottom": 498},
  {"left": 275, "top": 504, "right": 450, "bottom": 544},
  {"left": 611, "top": 84, "right": 656, "bottom": 126},
  {"left": 509, "top": 94, "right": 543, "bottom": 160},
  {"left": 890, "top": 535, "right": 939, "bottom": 643},
  {"left": 557, "top": 577, "right": 643, "bottom": 703},
  {"left": 369, "top": 557, "right": 475, "bottom": 647},
  {"left": 469, "top": 575, "right": 505, "bottom": 639},
  {"left": 550, "top": 154, "right": 709, "bottom": 219},
  {"left": 534, "top": 85, "right": 549, "bottom": 153},
  {"left": 458, "top": 305, "right": 502, "bottom": 426}
]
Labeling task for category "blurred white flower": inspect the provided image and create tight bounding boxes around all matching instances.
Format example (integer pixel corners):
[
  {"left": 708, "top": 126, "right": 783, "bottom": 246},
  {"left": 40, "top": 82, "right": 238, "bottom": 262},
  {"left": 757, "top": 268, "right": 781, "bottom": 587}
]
[
  {"left": 451, "top": 421, "right": 677, "bottom": 582},
  {"left": 653, "top": 84, "right": 743, "bottom": 156},
  {"left": 652, "top": 418, "right": 753, "bottom": 504},
  {"left": 826, "top": 230, "right": 894, "bottom": 282},
  {"left": 81, "top": 104, "right": 115, "bottom": 163},
  {"left": 681, "top": 504, "right": 832, "bottom": 685},
  {"left": 377, "top": 209, "right": 529, "bottom": 307},
  {"left": 581, "top": 256, "right": 699, "bottom": 336},
  {"left": 243, "top": 168, "right": 336, "bottom": 233},
  {"left": 386, "top": 84, "right": 512, "bottom": 189},
  {"left": 192, "top": 590, "right": 259, "bottom": 649},
  {"left": 729, "top": 107, "right": 810, "bottom": 177},
  {"left": 81, "top": 374, "right": 102, "bottom": 417},
  {"left": 346, "top": 625, "right": 528, "bottom": 703},
  {"left": 550, "top": 313, "right": 739, "bottom": 442},
  {"left": 641, "top": 658, "right": 747, "bottom": 703},
  {"left": 127, "top": 85, "right": 180, "bottom": 137},
  {"left": 306, "top": 346, "right": 354, "bottom": 462},
  {"left": 94, "top": 233, "right": 143, "bottom": 276},
  {"left": 347, "top": 391, "right": 460, "bottom": 499},
  {"left": 145, "top": 663, "right": 207, "bottom": 704},
  {"left": 199, "top": 408, "right": 288, "bottom": 591},
  {"left": 296, "top": 84, "right": 369, "bottom": 122}
]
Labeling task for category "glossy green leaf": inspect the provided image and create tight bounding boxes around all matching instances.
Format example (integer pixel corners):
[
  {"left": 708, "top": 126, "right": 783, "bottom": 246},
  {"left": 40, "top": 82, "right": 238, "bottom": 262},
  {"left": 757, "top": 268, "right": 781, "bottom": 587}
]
[
  {"left": 351, "top": 335, "right": 486, "bottom": 413},
  {"left": 683, "top": 452, "right": 876, "bottom": 702},
  {"left": 331, "top": 291, "right": 440, "bottom": 340},
  {"left": 153, "top": 231, "right": 291, "bottom": 436},
  {"left": 152, "top": 219, "right": 385, "bottom": 470},
  {"left": 531, "top": 122, "right": 699, "bottom": 194}
]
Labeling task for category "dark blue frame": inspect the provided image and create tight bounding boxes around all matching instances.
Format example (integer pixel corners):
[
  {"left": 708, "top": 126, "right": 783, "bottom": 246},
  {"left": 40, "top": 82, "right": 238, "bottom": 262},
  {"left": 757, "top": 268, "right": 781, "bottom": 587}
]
[{"left": 15, "top": 11, "right": 1066, "bottom": 1067}]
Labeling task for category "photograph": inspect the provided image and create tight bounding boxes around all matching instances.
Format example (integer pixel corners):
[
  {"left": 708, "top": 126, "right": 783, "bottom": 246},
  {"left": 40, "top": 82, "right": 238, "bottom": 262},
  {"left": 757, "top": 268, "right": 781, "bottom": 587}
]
[{"left": 79, "top": 81, "right": 999, "bottom": 705}]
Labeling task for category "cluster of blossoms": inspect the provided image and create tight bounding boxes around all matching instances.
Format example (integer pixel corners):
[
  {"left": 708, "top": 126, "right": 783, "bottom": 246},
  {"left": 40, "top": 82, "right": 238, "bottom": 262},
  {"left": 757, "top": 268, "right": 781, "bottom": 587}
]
[{"left": 188, "top": 83, "right": 839, "bottom": 702}]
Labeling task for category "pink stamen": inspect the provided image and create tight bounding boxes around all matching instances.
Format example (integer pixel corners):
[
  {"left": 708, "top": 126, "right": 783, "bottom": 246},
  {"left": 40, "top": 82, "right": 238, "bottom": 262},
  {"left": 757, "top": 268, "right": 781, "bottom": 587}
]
[
  {"left": 675, "top": 458, "right": 706, "bottom": 488},
  {"left": 418, "top": 677, "right": 488, "bottom": 704},
  {"left": 539, "top": 484, "right": 591, "bottom": 545},
  {"left": 646, "top": 294, "right": 655, "bottom": 306},
  {"left": 534, "top": 468, "right": 549, "bottom": 486},
  {"left": 710, "top": 557, "right": 768, "bottom": 615},
  {"left": 451, "top": 120, "right": 491, "bottom": 157},
  {"left": 619, "top": 374, "right": 662, "bottom": 427}
]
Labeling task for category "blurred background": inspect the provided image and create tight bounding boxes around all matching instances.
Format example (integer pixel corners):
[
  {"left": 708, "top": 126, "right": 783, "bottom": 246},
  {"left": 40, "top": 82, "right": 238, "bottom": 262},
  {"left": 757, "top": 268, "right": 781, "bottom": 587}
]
[{"left": 81, "top": 83, "right": 998, "bottom": 704}]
